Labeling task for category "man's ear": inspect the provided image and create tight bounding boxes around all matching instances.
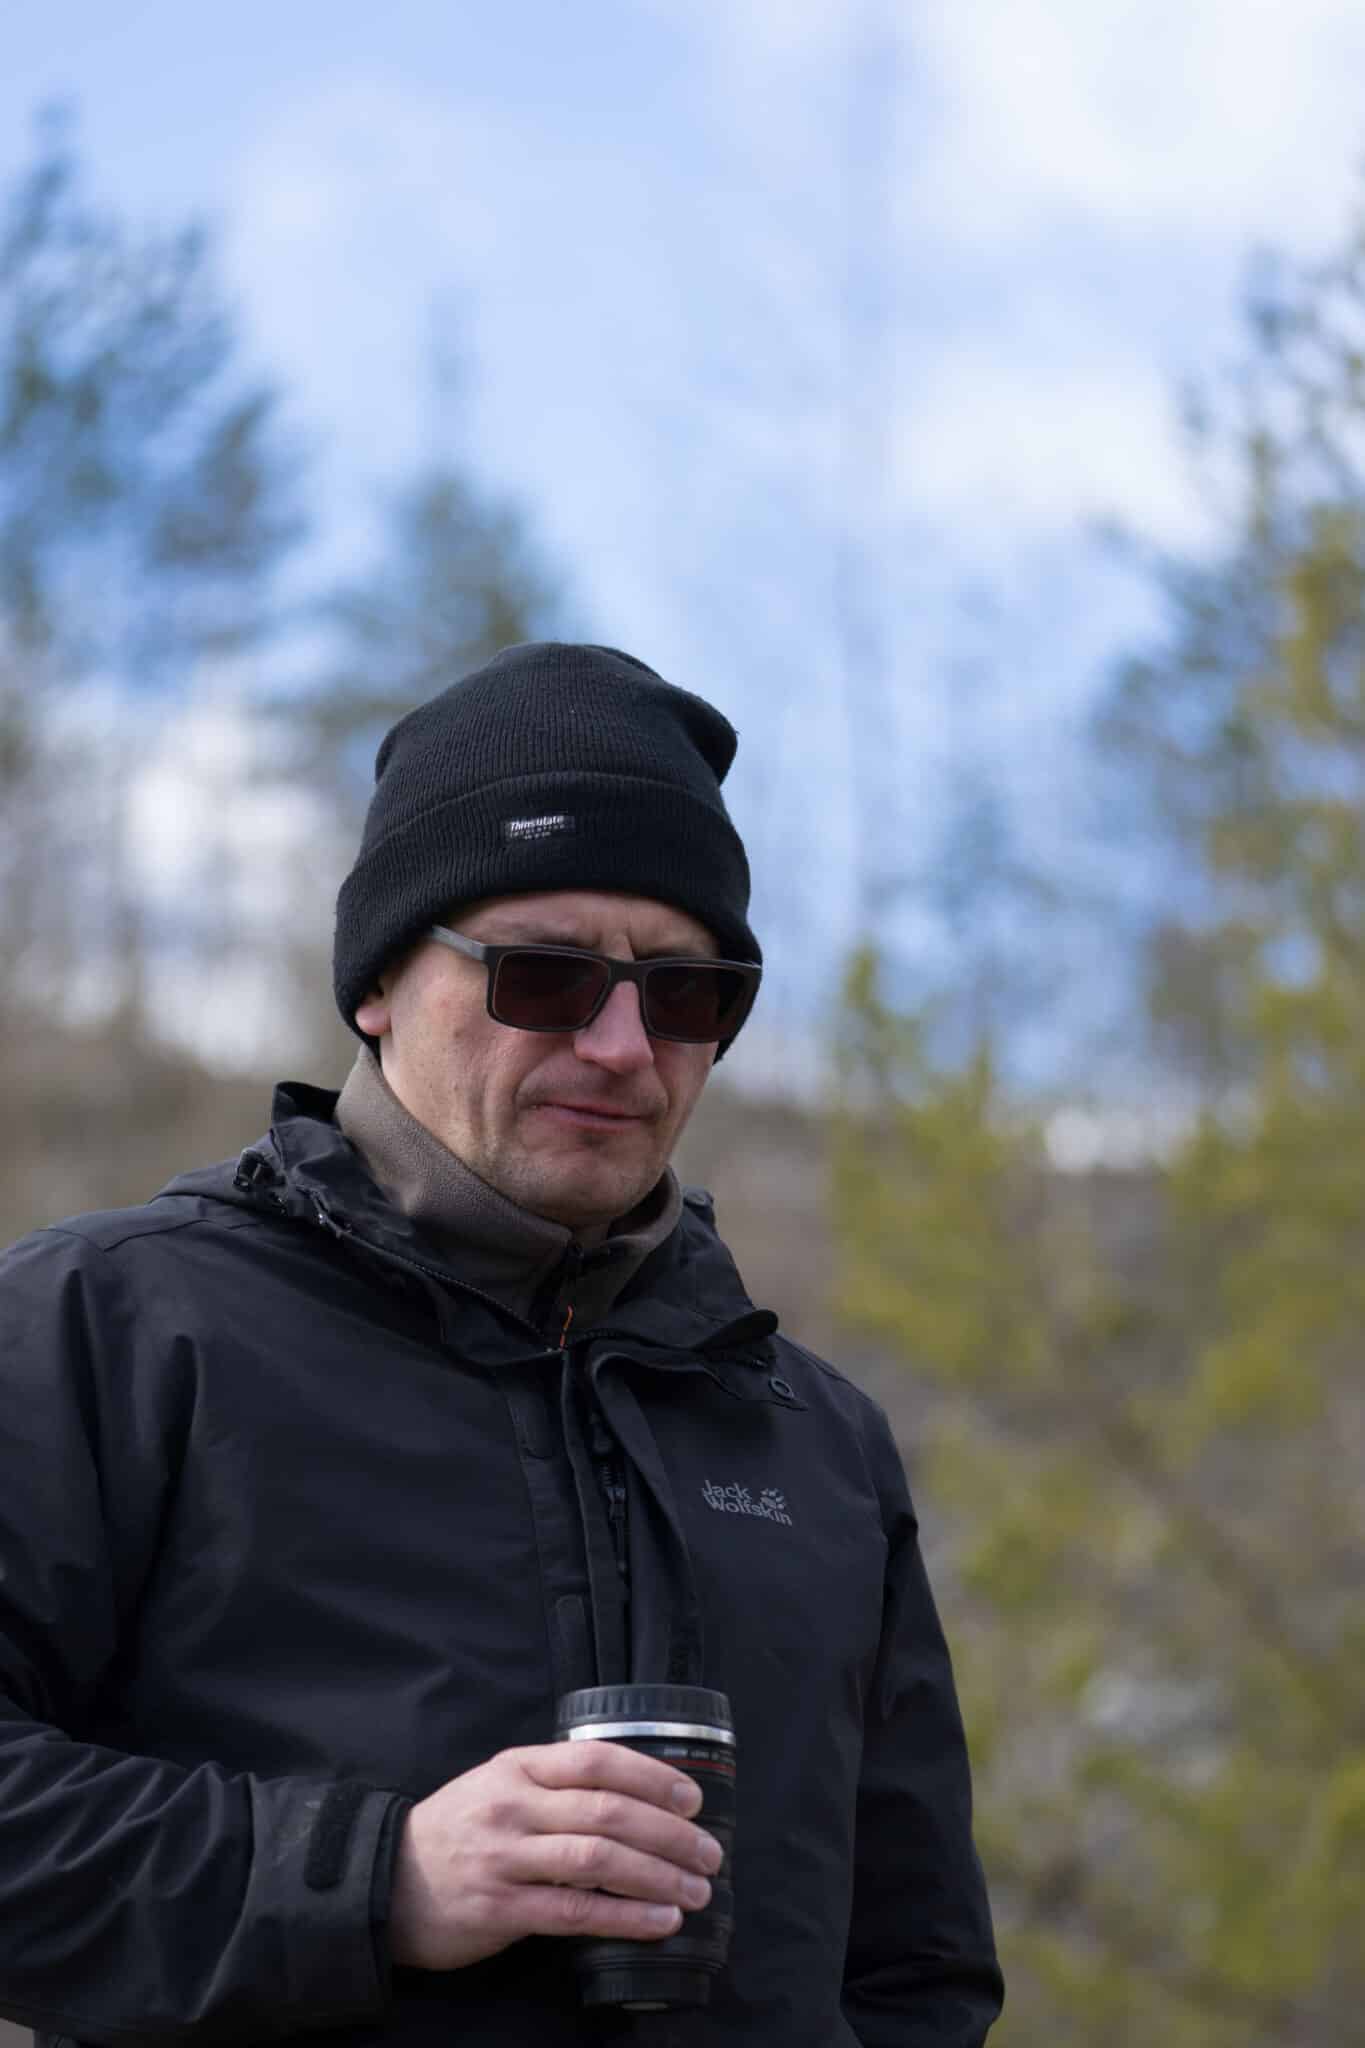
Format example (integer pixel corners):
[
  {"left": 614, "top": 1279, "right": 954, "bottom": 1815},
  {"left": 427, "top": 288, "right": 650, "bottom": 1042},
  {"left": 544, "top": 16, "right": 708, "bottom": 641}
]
[{"left": 353, "top": 980, "right": 391, "bottom": 1039}]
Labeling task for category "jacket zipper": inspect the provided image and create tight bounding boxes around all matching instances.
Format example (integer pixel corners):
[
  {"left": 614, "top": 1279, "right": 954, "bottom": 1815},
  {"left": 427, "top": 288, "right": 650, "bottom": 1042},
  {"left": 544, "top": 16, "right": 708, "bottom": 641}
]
[
  {"left": 306, "top": 1190, "right": 549, "bottom": 1346},
  {"left": 584, "top": 1386, "right": 630, "bottom": 1587},
  {"left": 296, "top": 1180, "right": 774, "bottom": 1385},
  {"left": 306, "top": 1188, "right": 655, "bottom": 1356}
]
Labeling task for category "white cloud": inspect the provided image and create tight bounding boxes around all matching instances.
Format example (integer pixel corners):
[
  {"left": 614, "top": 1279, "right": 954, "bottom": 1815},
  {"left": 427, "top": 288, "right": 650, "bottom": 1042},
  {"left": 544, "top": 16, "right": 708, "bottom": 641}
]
[
  {"left": 896, "top": 347, "right": 1211, "bottom": 551},
  {"left": 912, "top": 0, "right": 1365, "bottom": 243},
  {"left": 229, "top": 79, "right": 506, "bottom": 465},
  {"left": 608, "top": 1, "right": 1365, "bottom": 587},
  {"left": 641, "top": 0, "right": 847, "bottom": 69},
  {"left": 125, "top": 686, "right": 343, "bottom": 1067},
  {"left": 129, "top": 693, "right": 325, "bottom": 917},
  {"left": 646, "top": 0, "right": 1365, "bottom": 248}
]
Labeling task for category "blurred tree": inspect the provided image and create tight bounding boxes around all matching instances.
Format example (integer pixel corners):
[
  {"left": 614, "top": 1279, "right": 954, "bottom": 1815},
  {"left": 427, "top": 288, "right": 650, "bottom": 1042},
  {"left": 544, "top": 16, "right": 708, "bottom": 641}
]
[
  {"left": 0, "top": 105, "right": 302, "bottom": 1032},
  {"left": 294, "top": 461, "right": 564, "bottom": 806},
  {"left": 0, "top": 110, "right": 568, "bottom": 1095},
  {"left": 266, "top": 439, "right": 568, "bottom": 1072},
  {"left": 832, "top": 191, "right": 1365, "bottom": 2043}
]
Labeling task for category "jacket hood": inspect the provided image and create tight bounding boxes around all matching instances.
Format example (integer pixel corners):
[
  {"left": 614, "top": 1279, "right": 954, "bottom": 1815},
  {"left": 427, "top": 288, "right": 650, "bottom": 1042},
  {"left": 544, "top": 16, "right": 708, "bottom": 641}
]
[{"left": 160, "top": 1080, "right": 781, "bottom": 1362}]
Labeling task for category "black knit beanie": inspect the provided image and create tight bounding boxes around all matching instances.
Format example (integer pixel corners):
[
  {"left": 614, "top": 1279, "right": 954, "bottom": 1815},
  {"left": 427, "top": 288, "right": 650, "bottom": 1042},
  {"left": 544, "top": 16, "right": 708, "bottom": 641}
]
[{"left": 333, "top": 641, "right": 760, "bottom": 1039}]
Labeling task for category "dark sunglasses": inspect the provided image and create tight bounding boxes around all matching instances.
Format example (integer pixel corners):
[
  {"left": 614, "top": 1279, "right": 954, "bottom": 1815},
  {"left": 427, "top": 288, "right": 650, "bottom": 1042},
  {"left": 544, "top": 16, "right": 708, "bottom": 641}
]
[{"left": 429, "top": 925, "right": 761, "bottom": 1044}]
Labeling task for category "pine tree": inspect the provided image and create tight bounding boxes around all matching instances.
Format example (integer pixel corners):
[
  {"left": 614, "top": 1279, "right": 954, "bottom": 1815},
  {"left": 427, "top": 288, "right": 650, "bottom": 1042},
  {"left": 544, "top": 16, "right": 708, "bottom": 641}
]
[
  {"left": 0, "top": 107, "right": 302, "bottom": 1027},
  {"left": 833, "top": 196, "right": 1365, "bottom": 2047}
]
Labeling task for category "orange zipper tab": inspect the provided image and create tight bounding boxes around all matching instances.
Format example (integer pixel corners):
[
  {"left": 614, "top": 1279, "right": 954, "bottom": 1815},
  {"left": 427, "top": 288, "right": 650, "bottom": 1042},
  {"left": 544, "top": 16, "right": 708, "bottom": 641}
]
[{"left": 558, "top": 1302, "right": 575, "bottom": 1349}]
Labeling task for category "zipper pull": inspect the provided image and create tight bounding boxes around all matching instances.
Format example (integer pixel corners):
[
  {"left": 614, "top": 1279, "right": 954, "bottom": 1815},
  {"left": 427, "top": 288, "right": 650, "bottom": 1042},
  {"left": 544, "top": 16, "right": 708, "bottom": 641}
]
[{"left": 311, "top": 1192, "right": 352, "bottom": 1240}]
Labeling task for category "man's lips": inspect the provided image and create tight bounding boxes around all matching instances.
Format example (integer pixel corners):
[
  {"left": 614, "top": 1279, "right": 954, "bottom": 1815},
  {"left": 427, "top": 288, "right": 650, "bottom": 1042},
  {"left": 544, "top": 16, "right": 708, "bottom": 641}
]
[{"left": 529, "top": 1099, "right": 655, "bottom": 1128}]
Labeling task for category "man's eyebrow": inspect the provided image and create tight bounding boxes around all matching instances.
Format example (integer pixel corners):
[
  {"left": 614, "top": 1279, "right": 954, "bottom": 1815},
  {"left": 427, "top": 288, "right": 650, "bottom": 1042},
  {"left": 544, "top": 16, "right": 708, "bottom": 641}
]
[
  {"left": 470, "top": 920, "right": 592, "bottom": 946},
  {"left": 477, "top": 922, "right": 575, "bottom": 943},
  {"left": 470, "top": 920, "right": 712, "bottom": 957}
]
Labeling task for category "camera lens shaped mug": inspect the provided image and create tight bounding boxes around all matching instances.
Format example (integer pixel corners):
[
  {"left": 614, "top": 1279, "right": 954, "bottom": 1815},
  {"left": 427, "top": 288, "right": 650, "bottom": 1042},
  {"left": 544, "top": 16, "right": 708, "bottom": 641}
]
[{"left": 554, "top": 1684, "right": 737, "bottom": 2013}]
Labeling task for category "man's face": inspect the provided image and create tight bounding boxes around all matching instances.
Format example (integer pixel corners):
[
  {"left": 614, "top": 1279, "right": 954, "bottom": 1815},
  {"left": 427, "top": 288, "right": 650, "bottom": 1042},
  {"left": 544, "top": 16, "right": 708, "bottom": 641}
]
[{"left": 354, "top": 890, "right": 720, "bottom": 1236}]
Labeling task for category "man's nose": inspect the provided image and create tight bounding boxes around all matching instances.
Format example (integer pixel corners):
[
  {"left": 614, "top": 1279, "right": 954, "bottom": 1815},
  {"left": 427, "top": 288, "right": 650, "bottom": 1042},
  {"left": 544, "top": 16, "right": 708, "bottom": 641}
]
[{"left": 573, "top": 977, "right": 655, "bottom": 1072}]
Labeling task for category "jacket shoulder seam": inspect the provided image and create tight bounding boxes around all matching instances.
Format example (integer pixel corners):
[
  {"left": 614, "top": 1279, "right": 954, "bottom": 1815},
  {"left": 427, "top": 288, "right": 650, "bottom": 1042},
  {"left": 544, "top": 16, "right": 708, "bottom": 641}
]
[
  {"left": 777, "top": 1333, "right": 880, "bottom": 1407},
  {"left": 39, "top": 1209, "right": 266, "bottom": 1257}
]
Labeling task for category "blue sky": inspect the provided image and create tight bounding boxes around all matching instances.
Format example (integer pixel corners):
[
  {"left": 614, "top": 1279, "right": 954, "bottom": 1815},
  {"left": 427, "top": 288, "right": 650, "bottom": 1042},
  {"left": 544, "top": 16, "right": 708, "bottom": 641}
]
[{"left": 7, "top": 0, "right": 1365, "bottom": 1093}]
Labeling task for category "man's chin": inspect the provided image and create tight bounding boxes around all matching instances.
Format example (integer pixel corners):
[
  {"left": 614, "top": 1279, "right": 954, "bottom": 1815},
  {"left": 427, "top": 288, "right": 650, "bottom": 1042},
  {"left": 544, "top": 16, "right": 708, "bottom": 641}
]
[{"left": 523, "top": 1157, "right": 658, "bottom": 1235}]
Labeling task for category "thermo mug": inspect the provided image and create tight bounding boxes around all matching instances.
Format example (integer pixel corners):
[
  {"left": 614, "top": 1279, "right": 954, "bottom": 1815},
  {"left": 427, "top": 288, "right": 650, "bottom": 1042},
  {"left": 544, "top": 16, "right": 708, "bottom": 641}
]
[{"left": 554, "top": 1682, "right": 736, "bottom": 2012}]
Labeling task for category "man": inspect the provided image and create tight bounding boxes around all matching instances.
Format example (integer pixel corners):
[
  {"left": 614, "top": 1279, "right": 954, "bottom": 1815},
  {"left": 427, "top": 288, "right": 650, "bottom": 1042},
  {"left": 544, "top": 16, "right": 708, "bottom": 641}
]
[{"left": 0, "top": 642, "right": 1002, "bottom": 2044}]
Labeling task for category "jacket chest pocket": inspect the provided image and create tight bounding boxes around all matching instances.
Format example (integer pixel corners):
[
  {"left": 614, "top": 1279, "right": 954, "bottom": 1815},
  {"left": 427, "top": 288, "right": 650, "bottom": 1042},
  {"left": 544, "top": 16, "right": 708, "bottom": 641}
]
[
  {"left": 652, "top": 1384, "right": 887, "bottom": 1677},
  {"left": 685, "top": 1471, "right": 885, "bottom": 1675}
]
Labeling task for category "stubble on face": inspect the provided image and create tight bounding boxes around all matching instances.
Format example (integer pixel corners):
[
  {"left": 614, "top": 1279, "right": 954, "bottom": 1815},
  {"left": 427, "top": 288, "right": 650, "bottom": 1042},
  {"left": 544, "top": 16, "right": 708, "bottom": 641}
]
[{"left": 360, "top": 891, "right": 720, "bottom": 1235}]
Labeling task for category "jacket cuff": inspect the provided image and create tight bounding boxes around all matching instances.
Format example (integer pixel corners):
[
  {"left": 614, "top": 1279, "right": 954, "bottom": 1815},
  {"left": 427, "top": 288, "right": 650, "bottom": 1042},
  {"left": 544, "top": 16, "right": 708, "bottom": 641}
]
[
  {"left": 369, "top": 1792, "right": 415, "bottom": 1992},
  {"left": 246, "top": 1777, "right": 407, "bottom": 2027}
]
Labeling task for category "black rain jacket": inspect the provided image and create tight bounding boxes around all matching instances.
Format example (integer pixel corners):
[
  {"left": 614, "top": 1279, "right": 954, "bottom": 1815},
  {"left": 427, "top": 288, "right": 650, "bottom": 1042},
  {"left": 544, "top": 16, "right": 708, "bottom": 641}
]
[{"left": 0, "top": 1083, "right": 1002, "bottom": 2046}]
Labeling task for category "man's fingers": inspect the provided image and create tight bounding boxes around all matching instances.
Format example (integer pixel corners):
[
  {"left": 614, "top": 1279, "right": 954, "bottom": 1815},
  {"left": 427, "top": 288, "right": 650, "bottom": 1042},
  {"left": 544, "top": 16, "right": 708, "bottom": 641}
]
[
  {"left": 518, "top": 1884, "right": 685, "bottom": 1943},
  {"left": 527, "top": 1785, "right": 721, "bottom": 1876},
  {"left": 513, "top": 1745, "right": 721, "bottom": 1876},
  {"left": 387, "top": 1744, "right": 722, "bottom": 1972},
  {"left": 519, "top": 1738, "right": 701, "bottom": 1814},
  {"left": 511, "top": 1830, "right": 714, "bottom": 1909}
]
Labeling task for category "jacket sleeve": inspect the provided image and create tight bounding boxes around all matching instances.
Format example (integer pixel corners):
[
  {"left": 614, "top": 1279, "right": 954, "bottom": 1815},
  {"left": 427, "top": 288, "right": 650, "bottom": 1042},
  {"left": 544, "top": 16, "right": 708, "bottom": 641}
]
[
  {"left": 0, "top": 1226, "right": 407, "bottom": 2046},
  {"left": 842, "top": 1405, "right": 1004, "bottom": 2046}
]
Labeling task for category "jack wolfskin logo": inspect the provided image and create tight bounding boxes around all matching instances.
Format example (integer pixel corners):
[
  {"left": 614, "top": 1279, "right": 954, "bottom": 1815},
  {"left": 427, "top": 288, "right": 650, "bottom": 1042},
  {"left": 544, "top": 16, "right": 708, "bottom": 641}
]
[{"left": 701, "top": 1480, "right": 793, "bottom": 1526}]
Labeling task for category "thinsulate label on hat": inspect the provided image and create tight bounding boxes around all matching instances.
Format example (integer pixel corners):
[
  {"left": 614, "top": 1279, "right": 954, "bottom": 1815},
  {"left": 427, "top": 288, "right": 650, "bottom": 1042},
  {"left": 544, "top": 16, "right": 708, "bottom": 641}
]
[{"left": 502, "top": 814, "right": 577, "bottom": 843}]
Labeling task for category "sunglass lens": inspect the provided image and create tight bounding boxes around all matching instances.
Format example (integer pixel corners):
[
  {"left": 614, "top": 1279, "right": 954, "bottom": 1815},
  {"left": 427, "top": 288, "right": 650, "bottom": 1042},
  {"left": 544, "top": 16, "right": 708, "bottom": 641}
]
[
  {"left": 493, "top": 950, "right": 607, "bottom": 1030},
  {"left": 645, "top": 964, "right": 751, "bottom": 1041}
]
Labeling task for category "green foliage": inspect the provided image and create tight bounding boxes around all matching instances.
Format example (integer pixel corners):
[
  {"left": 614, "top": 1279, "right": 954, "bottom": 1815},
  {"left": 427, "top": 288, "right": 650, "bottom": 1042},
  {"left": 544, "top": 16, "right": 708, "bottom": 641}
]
[
  {"left": 833, "top": 947, "right": 1054, "bottom": 1391},
  {"left": 834, "top": 190, "right": 1365, "bottom": 2044}
]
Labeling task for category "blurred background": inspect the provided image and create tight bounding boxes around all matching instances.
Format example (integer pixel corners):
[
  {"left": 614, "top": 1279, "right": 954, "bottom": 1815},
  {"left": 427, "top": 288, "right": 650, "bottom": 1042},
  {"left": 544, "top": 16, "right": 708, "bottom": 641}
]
[{"left": 3, "top": 3, "right": 1364, "bottom": 2041}]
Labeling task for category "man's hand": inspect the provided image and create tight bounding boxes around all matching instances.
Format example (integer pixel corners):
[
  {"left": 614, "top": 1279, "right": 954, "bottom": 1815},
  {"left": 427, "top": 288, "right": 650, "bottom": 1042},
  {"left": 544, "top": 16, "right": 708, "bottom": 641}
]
[{"left": 387, "top": 1740, "right": 724, "bottom": 1971}]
